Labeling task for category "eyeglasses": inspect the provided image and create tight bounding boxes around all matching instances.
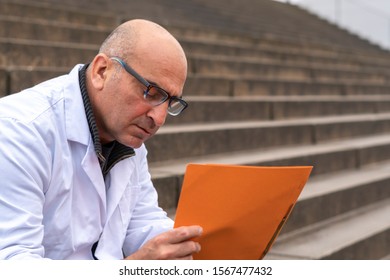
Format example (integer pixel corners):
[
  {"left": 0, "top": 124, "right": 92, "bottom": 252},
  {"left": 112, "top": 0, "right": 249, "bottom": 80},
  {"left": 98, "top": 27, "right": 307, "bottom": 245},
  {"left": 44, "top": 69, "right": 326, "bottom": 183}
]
[{"left": 110, "top": 56, "right": 188, "bottom": 116}]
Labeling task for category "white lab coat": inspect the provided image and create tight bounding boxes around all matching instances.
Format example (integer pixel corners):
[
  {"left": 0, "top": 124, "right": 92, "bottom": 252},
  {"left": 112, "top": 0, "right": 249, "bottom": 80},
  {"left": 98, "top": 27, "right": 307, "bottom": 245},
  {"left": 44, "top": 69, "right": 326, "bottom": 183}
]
[{"left": 0, "top": 65, "right": 173, "bottom": 259}]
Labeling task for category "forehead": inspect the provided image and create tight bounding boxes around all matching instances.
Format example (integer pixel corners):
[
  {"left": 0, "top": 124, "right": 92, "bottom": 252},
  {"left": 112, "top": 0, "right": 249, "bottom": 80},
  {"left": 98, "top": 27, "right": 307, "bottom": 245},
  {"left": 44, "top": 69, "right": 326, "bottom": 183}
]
[
  {"left": 129, "top": 31, "right": 187, "bottom": 96},
  {"left": 135, "top": 59, "right": 186, "bottom": 98}
]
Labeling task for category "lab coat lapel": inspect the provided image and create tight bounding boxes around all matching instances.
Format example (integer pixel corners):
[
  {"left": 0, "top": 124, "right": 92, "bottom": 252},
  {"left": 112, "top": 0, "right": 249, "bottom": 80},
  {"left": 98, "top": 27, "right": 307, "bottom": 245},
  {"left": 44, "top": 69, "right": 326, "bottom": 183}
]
[
  {"left": 105, "top": 158, "right": 134, "bottom": 221},
  {"left": 81, "top": 141, "right": 106, "bottom": 213},
  {"left": 64, "top": 64, "right": 106, "bottom": 211},
  {"left": 94, "top": 159, "right": 134, "bottom": 259}
]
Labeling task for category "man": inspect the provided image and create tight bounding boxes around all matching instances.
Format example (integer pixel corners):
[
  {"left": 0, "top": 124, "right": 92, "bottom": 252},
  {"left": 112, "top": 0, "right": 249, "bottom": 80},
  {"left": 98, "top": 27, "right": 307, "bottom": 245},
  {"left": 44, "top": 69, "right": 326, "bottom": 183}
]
[{"left": 0, "top": 19, "right": 202, "bottom": 260}]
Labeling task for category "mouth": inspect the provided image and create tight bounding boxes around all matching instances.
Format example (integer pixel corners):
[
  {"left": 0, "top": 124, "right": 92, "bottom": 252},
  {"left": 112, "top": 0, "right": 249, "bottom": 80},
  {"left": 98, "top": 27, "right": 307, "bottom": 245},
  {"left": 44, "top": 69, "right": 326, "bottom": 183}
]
[{"left": 135, "top": 125, "right": 152, "bottom": 137}]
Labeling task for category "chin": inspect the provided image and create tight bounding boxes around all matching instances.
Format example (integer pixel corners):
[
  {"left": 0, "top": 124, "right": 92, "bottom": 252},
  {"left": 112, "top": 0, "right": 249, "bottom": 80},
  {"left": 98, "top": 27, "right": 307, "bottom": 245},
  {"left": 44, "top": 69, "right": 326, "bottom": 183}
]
[
  {"left": 126, "top": 137, "right": 145, "bottom": 149},
  {"left": 130, "top": 142, "right": 143, "bottom": 149}
]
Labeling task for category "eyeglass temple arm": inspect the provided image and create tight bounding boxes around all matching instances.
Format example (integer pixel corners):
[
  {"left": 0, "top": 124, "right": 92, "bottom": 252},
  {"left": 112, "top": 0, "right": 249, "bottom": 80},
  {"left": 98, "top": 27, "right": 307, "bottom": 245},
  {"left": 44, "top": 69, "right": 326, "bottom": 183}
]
[{"left": 111, "top": 56, "right": 150, "bottom": 87}]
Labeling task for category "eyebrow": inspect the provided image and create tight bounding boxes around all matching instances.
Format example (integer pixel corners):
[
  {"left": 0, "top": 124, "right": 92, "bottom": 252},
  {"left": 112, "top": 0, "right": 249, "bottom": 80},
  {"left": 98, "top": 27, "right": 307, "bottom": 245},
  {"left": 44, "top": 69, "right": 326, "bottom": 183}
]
[
  {"left": 147, "top": 80, "right": 160, "bottom": 87},
  {"left": 148, "top": 80, "right": 183, "bottom": 99}
]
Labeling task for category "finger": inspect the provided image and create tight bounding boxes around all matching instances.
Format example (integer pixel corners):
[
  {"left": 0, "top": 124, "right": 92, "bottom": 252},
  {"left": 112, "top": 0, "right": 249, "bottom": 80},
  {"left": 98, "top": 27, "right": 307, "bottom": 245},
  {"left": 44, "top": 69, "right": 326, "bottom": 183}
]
[
  {"left": 174, "top": 254, "right": 194, "bottom": 260},
  {"left": 167, "top": 226, "right": 203, "bottom": 244},
  {"left": 163, "top": 240, "right": 201, "bottom": 259}
]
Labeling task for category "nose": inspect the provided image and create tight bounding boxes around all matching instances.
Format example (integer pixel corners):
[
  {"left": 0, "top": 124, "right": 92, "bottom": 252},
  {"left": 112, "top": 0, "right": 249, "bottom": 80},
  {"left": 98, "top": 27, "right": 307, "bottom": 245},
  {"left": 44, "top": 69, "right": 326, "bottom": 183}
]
[{"left": 147, "top": 102, "right": 168, "bottom": 127}]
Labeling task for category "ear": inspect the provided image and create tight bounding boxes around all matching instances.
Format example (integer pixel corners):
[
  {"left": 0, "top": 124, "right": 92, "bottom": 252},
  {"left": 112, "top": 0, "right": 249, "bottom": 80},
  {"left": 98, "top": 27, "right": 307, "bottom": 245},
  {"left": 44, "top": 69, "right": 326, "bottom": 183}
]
[{"left": 89, "top": 54, "right": 110, "bottom": 91}]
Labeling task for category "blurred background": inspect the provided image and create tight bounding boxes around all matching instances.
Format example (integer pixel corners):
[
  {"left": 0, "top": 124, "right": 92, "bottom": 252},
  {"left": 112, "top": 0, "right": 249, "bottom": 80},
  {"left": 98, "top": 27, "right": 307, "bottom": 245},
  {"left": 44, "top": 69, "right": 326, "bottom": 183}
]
[
  {"left": 0, "top": 0, "right": 389, "bottom": 259},
  {"left": 278, "top": 0, "right": 390, "bottom": 50}
]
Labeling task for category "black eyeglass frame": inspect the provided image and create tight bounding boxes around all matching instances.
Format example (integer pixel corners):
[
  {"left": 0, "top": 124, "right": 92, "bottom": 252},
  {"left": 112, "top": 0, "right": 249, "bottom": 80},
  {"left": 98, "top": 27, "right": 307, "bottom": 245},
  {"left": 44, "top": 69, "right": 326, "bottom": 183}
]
[{"left": 110, "top": 56, "right": 188, "bottom": 116}]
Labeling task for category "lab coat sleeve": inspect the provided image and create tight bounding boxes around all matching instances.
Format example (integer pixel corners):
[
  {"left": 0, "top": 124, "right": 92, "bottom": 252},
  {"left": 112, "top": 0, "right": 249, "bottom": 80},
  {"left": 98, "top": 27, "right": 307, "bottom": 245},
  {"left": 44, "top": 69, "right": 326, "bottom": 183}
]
[
  {"left": 0, "top": 118, "right": 51, "bottom": 259},
  {"left": 122, "top": 145, "right": 174, "bottom": 256}
]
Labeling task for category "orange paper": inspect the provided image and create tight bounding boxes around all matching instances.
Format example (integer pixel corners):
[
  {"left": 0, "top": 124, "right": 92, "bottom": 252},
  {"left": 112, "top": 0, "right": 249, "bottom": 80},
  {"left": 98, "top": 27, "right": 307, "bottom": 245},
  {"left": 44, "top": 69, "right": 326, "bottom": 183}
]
[{"left": 174, "top": 163, "right": 313, "bottom": 260}]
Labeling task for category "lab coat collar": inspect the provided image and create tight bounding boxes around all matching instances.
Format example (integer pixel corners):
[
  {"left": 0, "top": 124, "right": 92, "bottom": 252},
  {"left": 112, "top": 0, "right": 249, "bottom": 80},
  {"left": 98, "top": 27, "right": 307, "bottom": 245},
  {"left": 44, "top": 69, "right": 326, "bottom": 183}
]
[
  {"left": 63, "top": 65, "right": 107, "bottom": 212},
  {"left": 64, "top": 64, "right": 91, "bottom": 146}
]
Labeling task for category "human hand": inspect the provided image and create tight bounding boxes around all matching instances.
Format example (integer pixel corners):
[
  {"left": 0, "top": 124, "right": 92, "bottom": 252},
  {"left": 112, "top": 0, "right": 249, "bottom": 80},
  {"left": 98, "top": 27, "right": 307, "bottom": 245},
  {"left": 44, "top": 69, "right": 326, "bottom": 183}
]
[{"left": 124, "top": 225, "right": 203, "bottom": 260}]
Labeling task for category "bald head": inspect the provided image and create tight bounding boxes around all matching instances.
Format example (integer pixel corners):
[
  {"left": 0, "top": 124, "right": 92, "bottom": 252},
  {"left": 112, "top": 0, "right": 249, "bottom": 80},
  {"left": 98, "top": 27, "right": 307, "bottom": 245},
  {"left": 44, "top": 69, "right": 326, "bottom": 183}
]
[
  {"left": 87, "top": 19, "right": 188, "bottom": 146},
  {"left": 99, "top": 19, "right": 187, "bottom": 69}
]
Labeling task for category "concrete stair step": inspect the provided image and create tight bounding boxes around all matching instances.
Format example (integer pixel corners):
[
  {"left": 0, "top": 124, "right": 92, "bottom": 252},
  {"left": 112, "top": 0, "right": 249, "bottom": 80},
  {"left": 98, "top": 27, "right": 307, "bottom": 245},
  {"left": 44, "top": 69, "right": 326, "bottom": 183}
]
[
  {"left": 189, "top": 53, "right": 390, "bottom": 74},
  {"left": 3, "top": 68, "right": 390, "bottom": 123},
  {"left": 0, "top": 16, "right": 111, "bottom": 44},
  {"left": 188, "top": 55, "right": 390, "bottom": 84},
  {"left": 9, "top": 0, "right": 387, "bottom": 56},
  {"left": 147, "top": 113, "right": 390, "bottom": 162},
  {"left": 5, "top": 0, "right": 355, "bottom": 59},
  {"left": 0, "top": 0, "right": 117, "bottom": 28},
  {"left": 0, "top": 38, "right": 98, "bottom": 69},
  {"left": 178, "top": 31, "right": 338, "bottom": 58},
  {"left": 170, "top": 24, "right": 378, "bottom": 57},
  {"left": 265, "top": 198, "right": 390, "bottom": 259},
  {"left": 149, "top": 133, "right": 390, "bottom": 175},
  {"left": 185, "top": 74, "right": 390, "bottom": 96},
  {"left": 0, "top": 68, "right": 7, "bottom": 96},
  {"left": 4, "top": 13, "right": 382, "bottom": 69},
  {"left": 24, "top": 0, "right": 382, "bottom": 53},
  {"left": 190, "top": 0, "right": 382, "bottom": 52},
  {"left": 3, "top": 62, "right": 390, "bottom": 115},
  {"left": 151, "top": 134, "right": 390, "bottom": 209},
  {"left": 155, "top": 0, "right": 379, "bottom": 51},
  {"left": 5, "top": 64, "right": 390, "bottom": 96},
  {"left": 0, "top": 66, "right": 68, "bottom": 97},
  {"left": 3, "top": 36, "right": 389, "bottom": 73},
  {"left": 180, "top": 38, "right": 390, "bottom": 71},
  {"left": 382, "top": 254, "right": 390, "bottom": 260},
  {"left": 280, "top": 161, "right": 390, "bottom": 234},
  {"left": 167, "top": 95, "right": 390, "bottom": 125}
]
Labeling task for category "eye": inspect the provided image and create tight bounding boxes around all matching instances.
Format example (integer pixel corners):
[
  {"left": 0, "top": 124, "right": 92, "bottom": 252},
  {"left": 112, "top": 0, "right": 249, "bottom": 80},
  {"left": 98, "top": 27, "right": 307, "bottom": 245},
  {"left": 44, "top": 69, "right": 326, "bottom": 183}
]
[
  {"left": 146, "top": 86, "right": 161, "bottom": 98},
  {"left": 146, "top": 86, "right": 169, "bottom": 103}
]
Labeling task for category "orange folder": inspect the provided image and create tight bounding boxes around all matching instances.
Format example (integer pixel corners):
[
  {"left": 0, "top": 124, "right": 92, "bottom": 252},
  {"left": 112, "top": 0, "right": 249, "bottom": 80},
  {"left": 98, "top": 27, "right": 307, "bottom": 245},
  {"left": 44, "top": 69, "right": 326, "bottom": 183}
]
[{"left": 174, "top": 163, "right": 313, "bottom": 260}]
